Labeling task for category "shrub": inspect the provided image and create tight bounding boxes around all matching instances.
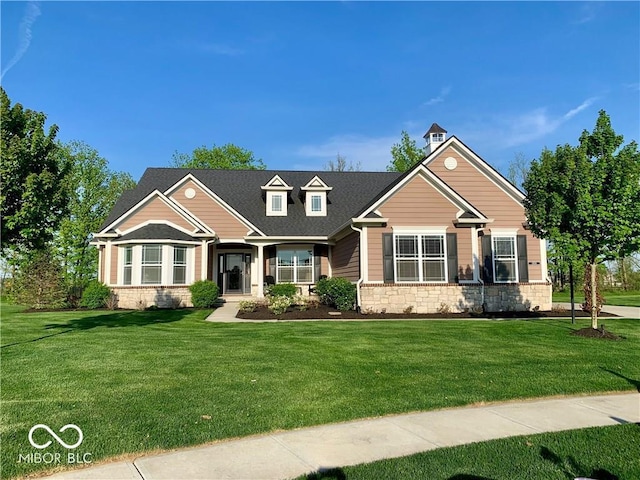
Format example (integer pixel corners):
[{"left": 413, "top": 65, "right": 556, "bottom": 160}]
[
  {"left": 189, "top": 280, "right": 219, "bottom": 308},
  {"left": 80, "top": 281, "right": 112, "bottom": 309},
  {"left": 268, "top": 283, "right": 298, "bottom": 298},
  {"left": 268, "top": 295, "right": 292, "bottom": 315},
  {"left": 10, "top": 252, "right": 67, "bottom": 309},
  {"left": 315, "top": 277, "right": 356, "bottom": 311},
  {"left": 238, "top": 300, "right": 258, "bottom": 313}
]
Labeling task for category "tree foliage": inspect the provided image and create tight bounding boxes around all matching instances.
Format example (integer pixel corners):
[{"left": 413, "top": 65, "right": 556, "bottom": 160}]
[
  {"left": 0, "top": 87, "right": 71, "bottom": 253},
  {"left": 387, "top": 131, "right": 426, "bottom": 172},
  {"left": 55, "top": 141, "right": 136, "bottom": 288},
  {"left": 324, "top": 153, "right": 361, "bottom": 172},
  {"left": 171, "top": 143, "right": 266, "bottom": 170},
  {"left": 10, "top": 250, "right": 67, "bottom": 309},
  {"left": 524, "top": 111, "right": 640, "bottom": 328}
]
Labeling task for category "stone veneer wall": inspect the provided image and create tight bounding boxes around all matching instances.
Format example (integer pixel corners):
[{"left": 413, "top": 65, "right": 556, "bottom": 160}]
[
  {"left": 360, "top": 283, "right": 552, "bottom": 314},
  {"left": 111, "top": 286, "right": 193, "bottom": 309}
]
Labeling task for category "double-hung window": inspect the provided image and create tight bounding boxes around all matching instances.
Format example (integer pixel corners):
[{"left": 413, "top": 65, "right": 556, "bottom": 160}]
[
  {"left": 311, "top": 195, "right": 322, "bottom": 213},
  {"left": 123, "top": 246, "right": 133, "bottom": 285},
  {"left": 271, "top": 194, "right": 283, "bottom": 213},
  {"left": 141, "top": 245, "right": 162, "bottom": 284},
  {"left": 493, "top": 236, "right": 517, "bottom": 282},
  {"left": 173, "top": 246, "right": 187, "bottom": 284},
  {"left": 394, "top": 234, "right": 446, "bottom": 282},
  {"left": 277, "top": 249, "right": 314, "bottom": 283}
]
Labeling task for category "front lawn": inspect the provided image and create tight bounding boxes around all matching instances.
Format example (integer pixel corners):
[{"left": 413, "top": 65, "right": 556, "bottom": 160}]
[
  {"left": 299, "top": 424, "right": 640, "bottom": 480},
  {"left": 552, "top": 289, "right": 640, "bottom": 307},
  {"left": 2, "top": 304, "right": 639, "bottom": 478}
]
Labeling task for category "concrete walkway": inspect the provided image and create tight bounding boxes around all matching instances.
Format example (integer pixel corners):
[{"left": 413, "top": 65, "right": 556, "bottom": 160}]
[
  {"left": 43, "top": 392, "right": 639, "bottom": 480},
  {"left": 557, "top": 303, "right": 640, "bottom": 319}
]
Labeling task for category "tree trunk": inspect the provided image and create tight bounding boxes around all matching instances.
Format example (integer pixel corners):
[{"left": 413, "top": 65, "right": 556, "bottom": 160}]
[
  {"left": 590, "top": 262, "right": 598, "bottom": 329},
  {"left": 569, "top": 263, "right": 575, "bottom": 325}
]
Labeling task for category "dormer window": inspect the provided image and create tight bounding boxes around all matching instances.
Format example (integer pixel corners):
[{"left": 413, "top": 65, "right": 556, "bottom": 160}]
[
  {"left": 262, "top": 175, "right": 293, "bottom": 216},
  {"left": 301, "top": 175, "right": 332, "bottom": 217}
]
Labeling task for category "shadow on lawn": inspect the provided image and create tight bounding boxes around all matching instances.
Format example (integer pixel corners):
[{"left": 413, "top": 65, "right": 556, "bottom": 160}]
[
  {"left": 600, "top": 367, "right": 640, "bottom": 392},
  {"left": 304, "top": 467, "right": 346, "bottom": 480},
  {"left": 540, "top": 446, "right": 619, "bottom": 480},
  {"left": 1, "top": 309, "right": 190, "bottom": 349}
]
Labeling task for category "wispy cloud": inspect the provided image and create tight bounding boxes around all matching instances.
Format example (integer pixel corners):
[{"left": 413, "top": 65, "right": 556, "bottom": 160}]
[
  {"left": 295, "top": 133, "right": 403, "bottom": 171},
  {"left": 424, "top": 86, "right": 452, "bottom": 106},
  {"left": 573, "top": 3, "right": 602, "bottom": 25},
  {"left": 1, "top": 1, "right": 41, "bottom": 80},
  {"left": 196, "top": 42, "right": 244, "bottom": 56},
  {"left": 624, "top": 82, "right": 640, "bottom": 92}
]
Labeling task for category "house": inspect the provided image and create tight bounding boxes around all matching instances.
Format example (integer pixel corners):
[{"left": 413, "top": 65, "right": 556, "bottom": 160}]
[{"left": 92, "top": 125, "right": 552, "bottom": 312}]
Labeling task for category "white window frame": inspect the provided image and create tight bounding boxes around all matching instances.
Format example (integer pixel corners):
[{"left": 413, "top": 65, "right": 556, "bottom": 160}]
[
  {"left": 123, "top": 246, "right": 133, "bottom": 285},
  {"left": 276, "top": 247, "right": 314, "bottom": 284},
  {"left": 305, "top": 191, "right": 327, "bottom": 216},
  {"left": 172, "top": 246, "right": 187, "bottom": 285},
  {"left": 492, "top": 235, "right": 518, "bottom": 283},
  {"left": 266, "top": 191, "right": 287, "bottom": 216},
  {"left": 141, "top": 245, "right": 163, "bottom": 285},
  {"left": 393, "top": 231, "right": 447, "bottom": 283},
  {"left": 119, "top": 244, "right": 194, "bottom": 286}
]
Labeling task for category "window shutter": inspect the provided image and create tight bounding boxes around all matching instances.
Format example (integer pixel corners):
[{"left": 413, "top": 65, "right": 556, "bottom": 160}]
[
  {"left": 481, "top": 234, "right": 494, "bottom": 283},
  {"left": 446, "top": 233, "right": 458, "bottom": 283},
  {"left": 268, "top": 246, "right": 276, "bottom": 280},
  {"left": 313, "top": 245, "right": 322, "bottom": 282},
  {"left": 517, "top": 235, "right": 529, "bottom": 283},
  {"left": 382, "top": 233, "right": 394, "bottom": 283}
]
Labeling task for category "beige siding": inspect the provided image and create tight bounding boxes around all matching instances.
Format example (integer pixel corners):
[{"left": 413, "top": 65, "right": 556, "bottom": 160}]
[
  {"left": 331, "top": 232, "right": 360, "bottom": 281},
  {"left": 427, "top": 147, "right": 526, "bottom": 228},
  {"left": 321, "top": 253, "right": 329, "bottom": 276},
  {"left": 378, "top": 173, "right": 460, "bottom": 226},
  {"left": 194, "top": 245, "right": 202, "bottom": 281},
  {"left": 367, "top": 226, "right": 392, "bottom": 282},
  {"left": 526, "top": 234, "right": 543, "bottom": 281},
  {"left": 110, "top": 245, "right": 118, "bottom": 285},
  {"left": 171, "top": 180, "right": 250, "bottom": 238},
  {"left": 457, "top": 229, "right": 474, "bottom": 280},
  {"left": 117, "top": 196, "right": 194, "bottom": 232}
]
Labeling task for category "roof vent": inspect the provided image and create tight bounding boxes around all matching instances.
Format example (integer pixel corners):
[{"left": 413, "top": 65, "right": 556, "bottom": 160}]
[{"left": 423, "top": 123, "right": 447, "bottom": 154}]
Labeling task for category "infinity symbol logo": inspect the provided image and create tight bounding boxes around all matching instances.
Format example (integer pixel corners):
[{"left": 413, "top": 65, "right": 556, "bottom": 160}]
[{"left": 28, "top": 424, "right": 84, "bottom": 449}]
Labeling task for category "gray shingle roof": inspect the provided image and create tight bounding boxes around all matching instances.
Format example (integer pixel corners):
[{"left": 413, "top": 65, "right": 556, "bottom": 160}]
[
  {"left": 118, "top": 224, "right": 196, "bottom": 242},
  {"left": 101, "top": 169, "right": 402, "bottom": 237}
]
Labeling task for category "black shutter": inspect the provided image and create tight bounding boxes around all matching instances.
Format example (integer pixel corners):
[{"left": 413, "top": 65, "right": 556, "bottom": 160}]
[
  {"left": 517, "top": 235, "right": 529, "bottom": 283},
  {"left": 481, "top": 234, "right": 494, "bottom": 283},
  {"left": 314, "top": 245, "right": 322, "bottom": 282},
  {"left": 446, "top": 233, "right": 458, "bottom": 283},
  {"left": 383, "top": 233, "right": 394, "bottom": 283},
  {"left": 267, "top": 246, "right": 276, "bottom": 280}
]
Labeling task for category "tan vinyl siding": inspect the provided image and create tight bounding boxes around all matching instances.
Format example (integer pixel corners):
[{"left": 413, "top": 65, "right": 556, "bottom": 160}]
[
  {"left": 110, "top": 245, "right": 118, "bottom": 285},
  {"left": 378, "top": 173, "right": 461, "bottom": 226},
  {"left": 117, "top": 196, "right": 194, "bottom": 232},
  {"left": 171, "top": 180, "right": 250, "bottom": 238},
  {"left": 331, "top": 232, "right": 360, "bottom": 281},
  {"left": 321, "top": 253, "right": 329, "bottom": 276},
  {"left": 367, "top": 226, "right": 392, "bottom": 282},
  {"left": 193, "top": 244, "right": 202, "bottom": 281},
  {"left": 526, "top": 234, "right": 542, "bottom": 281},
  {"left": 457, "top": 229, "right": 474, "bottom": 281},
  {"left": 427, "top": 147, "right": 526, "bottom": 228}
]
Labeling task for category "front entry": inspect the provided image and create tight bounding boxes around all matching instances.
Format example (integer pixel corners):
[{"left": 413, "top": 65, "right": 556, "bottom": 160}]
[{"left": 218, "top": 253, "right": 251, "bottom": 295}]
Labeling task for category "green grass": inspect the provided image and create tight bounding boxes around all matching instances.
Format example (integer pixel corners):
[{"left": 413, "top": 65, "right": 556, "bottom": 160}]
[
  {"left": 552, "top": 289, "right": 640, "bottom": 307},
  {"left": 1, "top": 304, "right": 639, "bottom": 479},
  {"left": 299, "top": 424, "right": 640, "bottom": 480}
]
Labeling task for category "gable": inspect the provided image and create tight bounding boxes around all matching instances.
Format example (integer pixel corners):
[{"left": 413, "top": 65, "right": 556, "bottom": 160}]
[
  {"left": 114, "top": 195, "right": 198, "bottom": 233},
  {"left": 427, "top": 145, "right": 526, "bottom": 228},
  {"left": 169, "top": 179, "right": 256, "bottom": 238}
]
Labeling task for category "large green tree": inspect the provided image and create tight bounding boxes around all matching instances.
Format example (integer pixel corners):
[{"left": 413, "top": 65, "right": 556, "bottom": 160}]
[
  {"left": 55, "top": 141, "right": 136, "bottom": 289},
  {"left": 0, "top": 87, "right": 71, "bottom": 253},
  {"left": 171, "top": 143, "right": 266, "bottom": 170},
  {"left": 524, "top": 111, "right": 640, "bottom": 328},
  {"left": 387, "top": 131, "right": 426, "bottom": 172}
]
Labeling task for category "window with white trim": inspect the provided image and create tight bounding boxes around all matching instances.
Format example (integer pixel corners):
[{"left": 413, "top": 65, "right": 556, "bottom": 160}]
[
  {"left": 123, "top": 246, "right": 133, "bottom": 285},
  {"left": 272, "top": 194, "right": 283, "bottom": 213},
  {"left": 277, "top": 248, "right": 314, "bottom": 283},
  {"left": 141, "top": 245, "right": 162, "bottom": 284},
  {"left": 493, "top": 236, "right": 517, "bottom": 282},
  {"left": 394, "top": 234, "right": 446, "bottom": 282},
  {"left": 311, "top": 195, "right": 322, "bottom": 212},
  {"left": 173, "top": 246, "right": 187, "bottom": 284}
]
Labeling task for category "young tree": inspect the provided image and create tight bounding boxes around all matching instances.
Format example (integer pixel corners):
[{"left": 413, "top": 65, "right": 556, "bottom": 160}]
[
  {"left": 171, "top": 143, "right": 266, "bottom": 170},
  {"left": 55, "top": 141, "right": 136, "bottom": 289},
  {"left": 506, "top": 151, "right": 530, "bottom": 190},
  {"left": 0, "top": 87, "right": 71, "bottom": 253},
  {"left": 387, "top": 131, "right": 426, "bottom": 172},
  {"left": 324, "top": 153, "right": 361, "bottom": 172},
  {"left": 524, "top": 111, "right": 640, "bottom": 329}
]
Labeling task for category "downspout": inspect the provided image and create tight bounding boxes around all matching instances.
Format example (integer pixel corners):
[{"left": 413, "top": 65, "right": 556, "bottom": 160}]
[{"left": 350, "top": 224, "right": 364, "bottom": 311}]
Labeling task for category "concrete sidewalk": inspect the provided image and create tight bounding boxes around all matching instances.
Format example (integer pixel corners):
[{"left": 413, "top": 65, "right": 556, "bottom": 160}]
[
  {"left": 44, "top": 392, "right": 639, "bottom": 480},
  {"left": 557, "top": 303, "right": 640, "bottom": 319}
]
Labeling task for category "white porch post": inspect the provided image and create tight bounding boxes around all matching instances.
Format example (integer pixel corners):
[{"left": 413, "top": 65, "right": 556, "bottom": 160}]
[
  {"left": 257, "top": 244, "right": 265, "bottom": 298},
  {"left": 201, "top": 240, "right": 207, "bottom": 280}
]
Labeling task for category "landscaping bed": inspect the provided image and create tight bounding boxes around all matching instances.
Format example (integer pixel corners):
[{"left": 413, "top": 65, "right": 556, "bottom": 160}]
[{"left": 236, "top": 304, "right": 618, "bottom": 320}]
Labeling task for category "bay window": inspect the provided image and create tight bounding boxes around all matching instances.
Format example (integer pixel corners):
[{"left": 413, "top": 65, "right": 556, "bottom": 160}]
[
  {"left": 141, "top": 245, "right": 162, "bottom": 284},
  {"left": 173, "top": 246, "right": 187, "bottom": 284},
  {"left": 120, "top": 244, "right": 192, "bottom": 286},
  {"left": 123, "top": 246, "right": 133, "bottom": 285}
]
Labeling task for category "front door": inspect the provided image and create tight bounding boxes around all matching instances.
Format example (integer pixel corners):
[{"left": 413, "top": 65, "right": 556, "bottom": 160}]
[{"left": 218, "top": 253, "right": 251, "bottom": 294}]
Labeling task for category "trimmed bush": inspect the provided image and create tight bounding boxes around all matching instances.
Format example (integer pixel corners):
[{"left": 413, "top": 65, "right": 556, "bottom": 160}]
[
  {"left": 189, "top": 280, "right": 219, "bottom": 308},
  {"left": 268, "top": 295, "right": 293, "bottom": 315},
  {"left": 315, "top": 277, "right": 357, "bottom": 311},
  {"left": 80, "top": 281, "right": 112, "bottom": 309},
  {"left": 267, "top": 282, "right": 298, "bottom": 298}
]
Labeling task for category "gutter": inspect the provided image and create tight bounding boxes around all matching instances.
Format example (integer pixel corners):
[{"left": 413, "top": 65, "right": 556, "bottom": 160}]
[{"left": 350, "top": 224, "right": 364, "bottom": 311}]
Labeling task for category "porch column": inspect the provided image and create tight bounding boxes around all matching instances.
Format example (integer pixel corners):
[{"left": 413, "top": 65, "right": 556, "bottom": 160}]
[
  {"left": 201, "top": 240, "right": 207, "bottom": 280},
  {"left": 257, "top": 244, "right": 265, "bottom": 298}
]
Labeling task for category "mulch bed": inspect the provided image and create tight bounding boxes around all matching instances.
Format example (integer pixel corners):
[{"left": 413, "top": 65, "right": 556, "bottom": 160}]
[
  {"left": 236, "top": 304, "right": 618, "bottom": 321},
  {"left": 571, "top": 326, "right": 623, "bottom": 341}
]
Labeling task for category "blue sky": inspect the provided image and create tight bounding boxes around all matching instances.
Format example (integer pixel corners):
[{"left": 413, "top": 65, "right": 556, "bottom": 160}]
[{"left": 2, "top": 1, "right": 639, "bottom": 181}]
